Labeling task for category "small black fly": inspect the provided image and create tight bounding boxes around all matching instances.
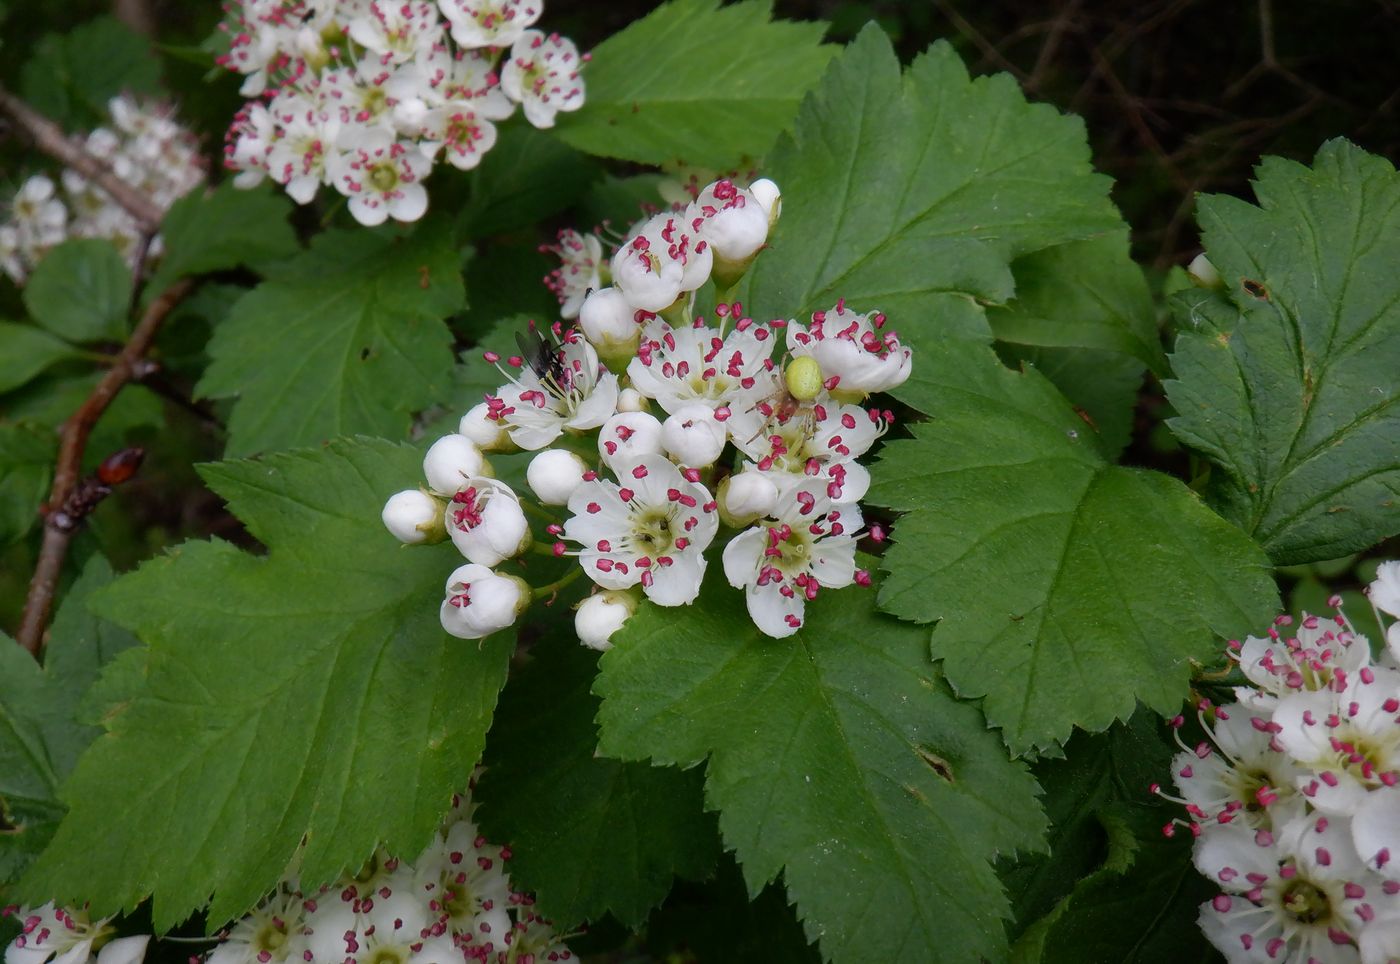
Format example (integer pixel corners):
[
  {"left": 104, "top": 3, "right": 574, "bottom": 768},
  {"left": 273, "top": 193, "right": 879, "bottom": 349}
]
[{"left": 516, "top": 324, "right": 569, "bottom": 390}]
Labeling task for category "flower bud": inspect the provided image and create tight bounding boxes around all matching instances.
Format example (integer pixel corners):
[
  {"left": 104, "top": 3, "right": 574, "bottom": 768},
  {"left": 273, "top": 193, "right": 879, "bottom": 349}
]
[
  {"left": 446, "top": 479, "right": 530, "bottom": 566},
  {"left": 750, "top": 178, "right": 782, "bottom": 225},
  {"left": 424, "top": 434, "right": 488, "bottom": 495},
  {"left": 661, "top": 404, "right": 726, "bottom": 467},
  {"left": 598, "top": 411, "right": 664, "bottom": 471},
  {"left": 579, "top": 287, "right": 640, "bottom": 358},
  {"left": 695, "top": 178, "right": 772, "bottom": 262},
  {"left": 718, "top": 469, "right": 779, "bottom": 527},
  {"left": 784, "top": 356, "right": 824, "bottom": 402},
  {"left": 527, "top": 449, "right": 589, "bottom": 506},
  {"left": 458, "top": 402, "right": 512, "bottom": 451},
  {"left": 616, "top": 387, "right": 649, "bottom": 413},
  {"left": 98, "top": 936, "right": 151, "bottom": 964},
  {"left": 440, "top": 563, "right": 530, "bottom": 640},
  {"left": 575, "top": 590, "right": 638, "bottom": 651},
  {"left": 1188, "top": 253, "right": 1222, "bottom": 288},
  {"left": 611, "top": 211, "right": 712, "bottom": 312},
  {"left": 382, "top": 488, "right": 446, "bottom": 544}
]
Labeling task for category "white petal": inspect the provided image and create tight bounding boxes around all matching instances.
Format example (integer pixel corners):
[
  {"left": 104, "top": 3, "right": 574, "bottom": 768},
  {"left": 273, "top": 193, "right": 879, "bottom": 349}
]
[
  {"left": 95, "top": 936, "right": 149, "bottom": 964},
  {"left": 745, "top": 583, "right": 805, "bottom": 638},
  {"left": 1353, "top": 789, "right": 1400, "bottom": 878},
  {"left": 389, "top": 183, "right": 429, "bottom": 222},
  {"left": 722, "top": 529, "right": 765, "bottom": 588}
]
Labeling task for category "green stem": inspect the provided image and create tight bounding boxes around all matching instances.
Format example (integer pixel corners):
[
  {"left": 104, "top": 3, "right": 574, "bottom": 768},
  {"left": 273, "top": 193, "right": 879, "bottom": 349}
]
[{"left": 532, "top": 566, "right": 582, "bottom": 601}]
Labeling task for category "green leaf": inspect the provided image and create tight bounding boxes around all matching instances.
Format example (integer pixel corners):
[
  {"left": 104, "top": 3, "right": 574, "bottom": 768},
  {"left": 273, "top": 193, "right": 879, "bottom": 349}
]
[
  {"left": 23, "top": 239, "right": 133, "bottom": 343},
  {"left": 0, "top": 557, "right": 133, "bottom": 884},
  {"left": 869, "top": 341, "right": 1279, "bottom": 754},
  {"left": 596, "top": 573, "right": 1047, "bottom": 963},
  {"left": 19, "top": 439, "right": 512, "bottom": 929},
  {"left": 1166, "top": 140, "right": 1400, "bottom": 564},
  {"left": 741, "top": 27, "right": 1121, "bottom": 348},
  {"left": 457, "top": 127, "right": 601, "bottom": 239},
  {"left": 554, "top": 0, "right": 833, "bottom": 168},
  {"left": 989, "top": 235, "right": 1162, "bottom": 457},
  {"left": 475, "top": 637, "right": 718, "bottom": 929},
  {"left": 144, "top": 182, "right": 300, "bottom": 297},
  {"left": 19, "top": 16, "right": 162, "bottom": 130},
  {"left": 0, "top": 423, "right": 55, "bottom": 548},
  {"left": 198, "top": 219, "right": 463, "bottom": 456},
  {"left": 0, "top": 322, "right": 81, "bottom": 394}
]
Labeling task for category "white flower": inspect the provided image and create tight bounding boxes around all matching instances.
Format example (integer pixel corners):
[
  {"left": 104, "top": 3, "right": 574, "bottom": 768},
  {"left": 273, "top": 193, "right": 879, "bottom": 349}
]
[
  {"left": 347, "top": 0, "right": 442, "bottom": 64},
  {"left": 526, "top": 449, "right": 589, "bottom": 506},
  {"left": 1234, "top": 611, "right": 1375, "bottom": 712},
  {"left": 564, "top": 454, "right": 718, "bottom": 606},
  {"left": 1371, "top": 563, "right": 1400, "bottom": 620},
  {"left": 610, "top": 211, "right": 712, "bottom": 312},
  {"left": 578, "top": 287, "right": 639, "bottom": 354},
  {"left": 412, "top": 816, "right": 512, "bottom": 956},
  {"left": 438, "top": 0, "right": 542, "bottom": 49},
  {"left": 500, "top": 30, "right": 585, "bottom": 129},
  {"left": 446, "top": 479, "right": 530, "bottom": 566},
  {"left": 440, "top": 563, "right": 527, "bottom": 640},
  {"left": 92, "top": 938, "right": 147, "bottom": 964},
  {"left": 786, "top": 301, "right": 912, "bottom": 396},
  {"left": 423, "top": 434, "right": 488, "bottom": 496},
  {"left": 263, "top": 87, "right": 339, "bottom": 205},
  {"left": 487, "top": 329, "right": 619, "bottom": 450},
  {"left": 722, "top": 482, "right": 862, "bottom": 638},
  {"left": 1194, "top": 815, "right": 1391, "bottom": 963},
  {"left": 207, "top": 890, "right": 309, "bottom": 964},
  {"left": 4, "top": 904, "right": 114, "bottom": 964},
  {"left": 626, "top": 313, "right": 780, "bottom": 442},
  {"left": 616, "top": 387, "right": 648, "bottom": 413},
  {"left": 693, "top": 177, "right": 778, "bottom": 263},
  {"left": 1166, "top": 705, "right": 1306, "bottom": 833},
  {"left": 718, "top": 469, "right": 780, "bottom": 527},
  {"left": 382, "top": 489, "right": 446, "bottom": 544},
  {"left": 546, "top": 232, "right": 605, "bottom": 320},
  {"left": 575, "top": 591, "right": 637, "bottom": 651},
  {"left": 597, "top": 411, "right": 665, "bottom": 472},
  {"left": 734, "top": 397, "right": 888, "bottom": 504},
  {"left": 661, "top": 404, "right": 727, "bottom": 468},
  {"left": 500, "top": 909, "right": 574, "bottom": 963},
  {"left": 459, "top": 401, "right": 512, "bottom": 451},
  {"left": 326, "top": 129, "right": 431, "bottom": 226}
]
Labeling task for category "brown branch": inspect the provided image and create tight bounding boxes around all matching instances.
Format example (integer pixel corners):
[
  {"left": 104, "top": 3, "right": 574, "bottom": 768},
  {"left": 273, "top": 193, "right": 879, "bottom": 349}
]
[
  {"left": 0, "top": 86, "right": 163, "bottom": 233},
  {"left": 15, "top": 278, "right": 195, "bottom": 658}
]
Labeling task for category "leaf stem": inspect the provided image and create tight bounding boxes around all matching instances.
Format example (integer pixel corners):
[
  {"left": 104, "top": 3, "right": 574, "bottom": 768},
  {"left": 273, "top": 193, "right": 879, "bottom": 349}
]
[{"left": 531, "top": 566, "right": 582, "bottom": 602}]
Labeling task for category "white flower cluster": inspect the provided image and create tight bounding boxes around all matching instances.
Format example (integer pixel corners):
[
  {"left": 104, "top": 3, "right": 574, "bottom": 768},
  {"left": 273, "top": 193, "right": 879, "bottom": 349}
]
[
  {"left": 384, "top": 176, "right": 915, "bottom": 645},
  {"left": 0, "top": 96, "right": 205, "bottom": 283},
  {"left": 1159, "top": 562, "right": 1400, "bottom": 963},
  {"left": 3, "top": 790, "right": 571, "bottom": 964},
  {"left": 219, "top": 0, "right": 585, "bottom": 226}
]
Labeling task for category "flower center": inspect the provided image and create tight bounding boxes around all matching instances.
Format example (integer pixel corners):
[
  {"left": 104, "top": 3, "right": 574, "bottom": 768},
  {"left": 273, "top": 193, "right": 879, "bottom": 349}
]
[
  {"left": 368, "top": 161, "right": 400, "bottom": 194},
  {"left": 1280, "top": 879, "right": 1332, "bottom": 925},
  {"left": 253, "top": 917, "right": 289, "bottom": 954},
  {"left": 366, "top": 946, "right": 409, "bottom": 964},
  {"left": 630, "top": 506, "right": 675, "bottom": 554}
]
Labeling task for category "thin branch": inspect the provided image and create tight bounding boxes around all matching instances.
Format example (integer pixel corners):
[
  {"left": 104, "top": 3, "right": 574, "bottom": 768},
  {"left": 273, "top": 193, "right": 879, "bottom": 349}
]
[
  {"left": 15, "top": 278, "right": 195, "bottom": 658},
  {"left": 0, "top": 86, "right": 163, "bottom": 233}
]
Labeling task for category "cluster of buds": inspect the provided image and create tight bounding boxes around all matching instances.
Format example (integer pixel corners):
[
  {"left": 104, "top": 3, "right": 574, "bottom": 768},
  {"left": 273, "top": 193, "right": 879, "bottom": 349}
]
[
  {"left": 4, "top": 786, "right": 572, "bottom": 964},
  {"left": 384, "top": 175, "right": 914, "bottom": 647},
  {"left": 1157, "top": 563, "right": 1400, "bottom": 962},
  {"left": 219, "top": 0, "right": 585, "bottom": 225},
  {"left": 0, "top": 96, "right": 205, "bottom": 283}
]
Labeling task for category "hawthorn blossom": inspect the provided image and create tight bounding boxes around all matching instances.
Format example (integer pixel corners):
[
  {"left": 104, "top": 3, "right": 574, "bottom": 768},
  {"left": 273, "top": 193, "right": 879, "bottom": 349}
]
[
  {"left": 526, "top": 449, "right": 589, "bottom": 506},
  {"left": 597, "top": 411, "right": 664, "bottom": 471},
  {"left": 445, "top": 479, "right": 530, "bottom": 567},
  {"left": 722, "top": 481, "right": 862, "bottom": 638},
  {"left": 786, "top": 300, "right": 912, "bottom": 397},
  {"left": 733, "top": 396, "right": 890, "bottom": 504},
  {"left": 485, "top": 329, "right": 619, "bottom": 450},
  {"left": 347, "top": 1, "right": 443, "bottom": 64},
  {"left": 1, "top": 904, "right": 145, "bottom": 964},
  {"left": 578, "top": 286, "right": 638, "bottom": 351},
  {"left": 544, "top": 230, "right": 604, "bottom": 319},
  {"left": 611, "top": 211, "right": 712, "bottom": 312},
  {"left": 500, "top": 30, "right": 585, "bottom": 129},
  {"left": 326, "top": 130, "right": 431, "bottom": 226},
  {"left": 564, "top": 454, "right": 718, "bottom": 606},
  {"left": 575, "top": 590, "right": 637, "bottom": 651},
  {"left": 423, "top": 434, "right": 488, "bottom": 496},
  {"left": 207, "top": 889, "right": 310, "bottom": 964},
  {"left": 498, "top": 907, "right": 574, "bottom": 963},
  {"left": 412, "top": 814, "right": 512, "bottom": 956},
  {"left": 438, "top": 0, "right": 542, "bottom": 49},
  {"left": 383, "top": 489, "right": 446, "bottom": 544},
  {"left": 625, "top": 310, "right": 781, "bottom": 442},
  {"left": 693, "top": 177, "right": 780, "bottom": 265}
]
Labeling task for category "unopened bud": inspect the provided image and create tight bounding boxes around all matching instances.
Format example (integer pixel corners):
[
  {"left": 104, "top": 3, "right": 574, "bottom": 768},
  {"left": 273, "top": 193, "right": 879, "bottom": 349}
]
[
  {"left": 575, "top": 590, "right": 639, "bottom": 651},
  {"left": 661, "top": 404, "right": 726, "bottom": 467},
  {"left": 578, "top": 287, "right": 640, "bottom": 363},
  {"left": 446, "top": 479, "right": 530, "bottom": 566},
  {"left": 718, "top": 469, "right": 779, "bottom": 527},
  {"left": 598, "top": 411, "right": 664, "bottom": 471},
  {"left": 459, "top": 402, "right": 513, "bottom": 452},
  {"left": 1188, "top": 253, "right": 1222, "bottom": 289},
  {"left": 382, "top": 488, "right": 447, "bottom": 544},
  {"left": 527, "top": 449, "right": 589, "bottom": 505},
  {"left": 424, "top": 434, "right": 488, "bottom": 495},
  {"left": 617, "top": 387, "right": 649, "bottom": 413}
]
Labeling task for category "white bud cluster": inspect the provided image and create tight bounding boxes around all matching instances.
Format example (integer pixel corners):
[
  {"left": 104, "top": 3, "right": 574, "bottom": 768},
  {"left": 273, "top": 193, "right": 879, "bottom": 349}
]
[
  {"left": 219, "top": 0, "right": 585, "bottom": 226},
  {"left": 388, "top": 176, "right": 913, "bottom": 643},
  {"left": 1159, "top": 562, "right": 1400, "bottom": 962},
  {"left": 0, "top": 96, "right": 205, "bottom": 283}
]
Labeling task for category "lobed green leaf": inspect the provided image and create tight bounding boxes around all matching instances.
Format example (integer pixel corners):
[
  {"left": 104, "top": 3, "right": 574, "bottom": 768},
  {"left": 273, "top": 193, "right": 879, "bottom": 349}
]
[{"left": 22, "top": 239, "right": 133, "bottom": 343}]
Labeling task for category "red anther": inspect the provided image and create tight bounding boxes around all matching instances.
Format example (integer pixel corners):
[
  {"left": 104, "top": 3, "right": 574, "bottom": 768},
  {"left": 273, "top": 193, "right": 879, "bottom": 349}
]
[
  {"left": 869, "top": 524, "right": 887, "bottom": 543},
  {"left": 97, "top": 447, "right": 146, "bottom": 486},
  {"left": 552, "top": 542, "right": 566, "bottom": 557}
]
